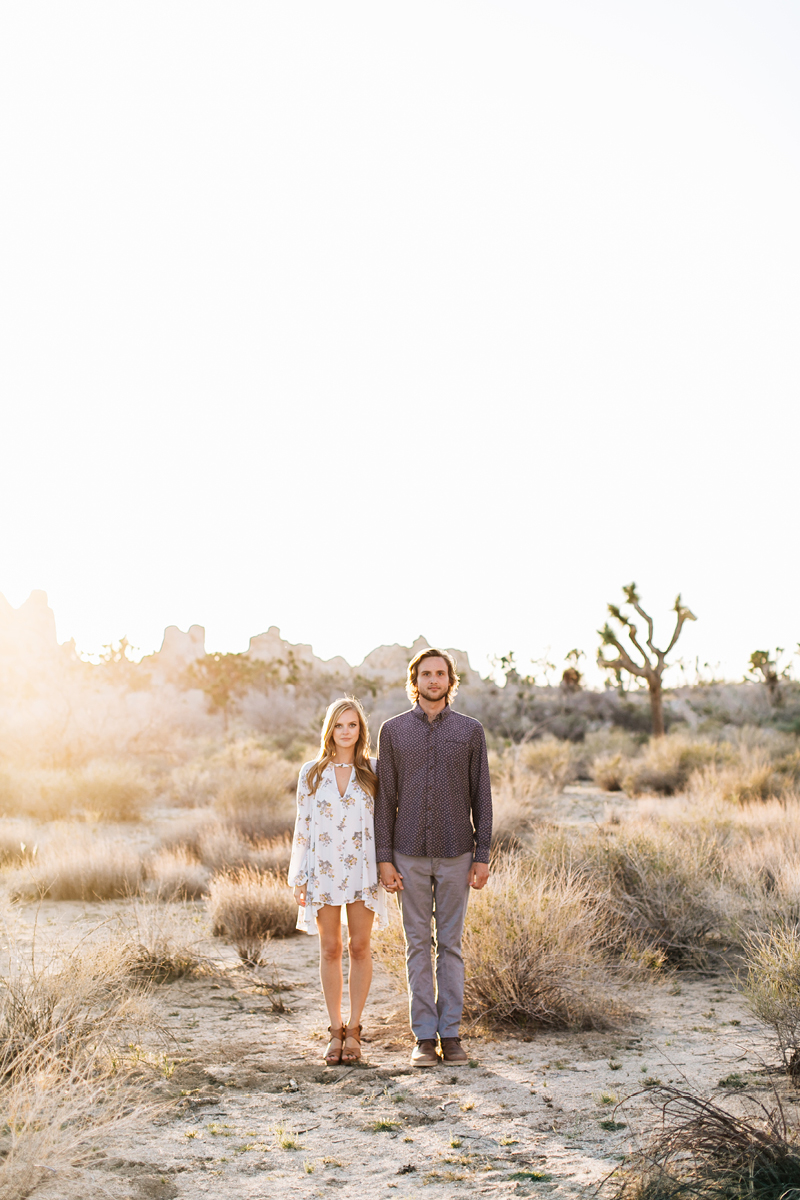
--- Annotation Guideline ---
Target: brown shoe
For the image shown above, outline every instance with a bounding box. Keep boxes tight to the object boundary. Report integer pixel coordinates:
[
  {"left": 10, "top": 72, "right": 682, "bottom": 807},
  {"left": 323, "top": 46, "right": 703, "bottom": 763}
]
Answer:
[
  {"left": 324, "top": 1026, "right": 345, "bottom": 1066},
  {"left": 440, "top": 1037, "right": 468, "bottom": 1064},
  {"left": 411, "top": 1038, "right": 439, "bottom": 1068},
  {"left": 342, "top": 1024, "right": 362, "bottom": 1065}
]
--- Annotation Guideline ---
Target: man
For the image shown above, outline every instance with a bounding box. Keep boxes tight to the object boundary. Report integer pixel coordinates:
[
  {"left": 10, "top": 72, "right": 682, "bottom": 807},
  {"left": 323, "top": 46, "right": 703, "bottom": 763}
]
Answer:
[{"left": 375, "top": 647, "right": 492, "bottom": 1068}]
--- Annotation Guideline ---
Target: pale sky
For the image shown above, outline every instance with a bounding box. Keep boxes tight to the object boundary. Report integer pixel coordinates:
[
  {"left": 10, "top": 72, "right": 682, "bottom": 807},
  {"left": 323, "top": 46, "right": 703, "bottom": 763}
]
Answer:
[{"left": 1, "top": 1, "right": 798, "bottom": 684}]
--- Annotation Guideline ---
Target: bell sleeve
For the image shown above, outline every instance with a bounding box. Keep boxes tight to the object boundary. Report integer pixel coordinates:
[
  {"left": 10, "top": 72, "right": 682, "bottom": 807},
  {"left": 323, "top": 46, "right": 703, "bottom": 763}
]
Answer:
[{"left": 288, "top": 763, "right": 313, "bottom": 887}]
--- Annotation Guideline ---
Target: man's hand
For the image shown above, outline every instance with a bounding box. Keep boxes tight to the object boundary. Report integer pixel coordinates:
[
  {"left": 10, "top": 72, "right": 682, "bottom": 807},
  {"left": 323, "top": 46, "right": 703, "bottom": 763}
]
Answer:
[
  {"left": 379, "top": 862, "right": 404, "bottom": 892},
  {"left": 293, "top": 884, "right": 307, "bottom": 907},
  {"left": 469, "top": 862, "right": 490, "bottom": 890}
]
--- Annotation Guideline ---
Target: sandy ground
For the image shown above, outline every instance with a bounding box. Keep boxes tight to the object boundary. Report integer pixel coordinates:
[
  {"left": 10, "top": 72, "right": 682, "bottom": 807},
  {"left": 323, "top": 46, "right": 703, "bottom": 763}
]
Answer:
[{"left": 2, "top": 788, "right": 784, "bottom": 1198}]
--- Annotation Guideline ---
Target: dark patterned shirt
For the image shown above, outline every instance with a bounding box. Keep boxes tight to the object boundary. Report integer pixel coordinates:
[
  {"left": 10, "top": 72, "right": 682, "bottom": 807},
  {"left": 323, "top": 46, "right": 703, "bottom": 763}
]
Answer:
[{"left": 375, "top": 704, "right": 493, "bottom": 863}]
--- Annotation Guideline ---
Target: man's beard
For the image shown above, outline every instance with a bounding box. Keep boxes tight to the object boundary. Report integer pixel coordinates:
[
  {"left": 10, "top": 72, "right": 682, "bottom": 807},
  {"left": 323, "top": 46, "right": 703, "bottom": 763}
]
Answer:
[{"left": 417, "top": 686, "right": 447, "bottom": 702}]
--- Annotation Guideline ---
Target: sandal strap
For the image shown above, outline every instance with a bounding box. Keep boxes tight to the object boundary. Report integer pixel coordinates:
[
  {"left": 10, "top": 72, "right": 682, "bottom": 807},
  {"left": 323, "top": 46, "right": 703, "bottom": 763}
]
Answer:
[{"left": 343, "top": 1024, "right": 362, "bottom": 1044}]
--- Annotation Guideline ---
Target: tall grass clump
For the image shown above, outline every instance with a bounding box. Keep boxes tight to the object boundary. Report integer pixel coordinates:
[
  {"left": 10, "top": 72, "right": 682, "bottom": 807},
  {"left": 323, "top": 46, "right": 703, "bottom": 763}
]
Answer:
[
  {"left": 0, "top": 761, "right": 150, "bottom": 821},
  {"left": 8, "top": 836, "right": 143, "bottom": 901},
  {"left": 621, "top": 733, "right": 721, "bottom": 796},
  {"left": 207, "top": 866, "right": 297, "bottom": 964},
  {"left": 608, "top": 1086, "right": 800, "bottom": 1200},
  {"left": 742, "top": 926, "right": 800, "bottom": 1073},
  {"left": 375, "top": 856, "right": 631, "bottom": 1031},
  {"left": 0, "top": 930, "right": 156, "bottom": 1198},
  {"left": 578, "top": 826, "right": 727, "bottom": 966},
  {"left": 461, "top": 857, "right": 630, "bottom": 1029},
  {"left": 145, "top": 846, "right": 209, "bottom": 899}
]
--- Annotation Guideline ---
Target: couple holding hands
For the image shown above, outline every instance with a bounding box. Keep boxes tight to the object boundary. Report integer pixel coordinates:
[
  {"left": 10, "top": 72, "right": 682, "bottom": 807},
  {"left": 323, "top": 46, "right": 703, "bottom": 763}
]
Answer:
[{"left": 288, "top": 647, "right": 493, "bottom": 1069}]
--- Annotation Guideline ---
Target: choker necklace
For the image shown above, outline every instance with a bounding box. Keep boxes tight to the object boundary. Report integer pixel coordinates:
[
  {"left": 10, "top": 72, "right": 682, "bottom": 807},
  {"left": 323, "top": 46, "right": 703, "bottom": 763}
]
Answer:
[{"left": 333, "top": 761, "right": 354, "bottom": 768}]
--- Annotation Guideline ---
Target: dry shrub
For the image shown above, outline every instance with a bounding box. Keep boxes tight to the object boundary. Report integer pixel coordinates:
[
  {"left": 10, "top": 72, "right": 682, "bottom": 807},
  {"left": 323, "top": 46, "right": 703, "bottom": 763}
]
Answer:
[
  {"left": 0, "top": 820, "right": 37, "bottom": 866},
  {"left": 517, "top": 738, "right": 573, "bottom": 792},
  {"left": 572, "top": 826, "right": 727, "bottom": 966},
  {"left": 622, "top": 734, "right": 721, "bottom": 796},
  {"left": 593, "top": 753, "right": 628, "bottom": 792},
  {"left": 742, "top": 926, "right": 800, "bottom": 1072},
  {"left": 461, "top": 857, "right": 629, "bottom": 1029},
  {"left": 115, "top": 900, "right": 214, "bottom": 982},
  {"left": 8, "top": 836, "right": 143, "bottom": 901},
  {"left": 0, "top": 761, "right": 149, "bottom": 821},
  {"left": 160, "top": 817, "right": 292, "bottom": 876},
  {"left": 375, "top": 857, "right": 630, "bottom": 1031},
  {"left": 145, "top": 846, "right": 209, "bottom": 899},
  {"left": 207, "top": 866, "right": 297, "bottom": 964},
  {"left": 690, "top": 758, "right": 785, "bottom": 805},
  {"left": 608, "top": 1086, "right": 800, "bottom": 1200},
  {"left": 167, "top": 740, "right": 296, "bottom": 835},
  {"left": 0, "top": 930, "right": 155, "bottom": 1198}
]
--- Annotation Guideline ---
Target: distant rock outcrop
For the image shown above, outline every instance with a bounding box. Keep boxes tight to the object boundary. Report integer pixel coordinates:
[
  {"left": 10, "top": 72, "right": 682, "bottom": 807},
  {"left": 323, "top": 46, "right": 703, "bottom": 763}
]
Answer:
[
  {"left": 143, "top": 624, "right": 206, "bottom": 682},
  {"left": 247, "top": 626, "right": 351, "bottom": 677}
]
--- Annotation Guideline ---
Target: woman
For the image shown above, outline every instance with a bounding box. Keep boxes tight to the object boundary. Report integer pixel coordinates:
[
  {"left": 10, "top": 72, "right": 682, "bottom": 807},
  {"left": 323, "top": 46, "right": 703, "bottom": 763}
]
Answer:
[{"left": 288, "top": 696, "right": 387, "bottom": 1066}]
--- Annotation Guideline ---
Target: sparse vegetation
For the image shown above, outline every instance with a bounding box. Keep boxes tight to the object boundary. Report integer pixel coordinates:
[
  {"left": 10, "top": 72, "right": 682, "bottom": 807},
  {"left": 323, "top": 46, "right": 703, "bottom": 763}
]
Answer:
[
  {"left": 207, "top": 866, "right": 297, "bottom": 963},
  {"left": 608, "top": 1086, "right": 800, "bottom": 1199}
]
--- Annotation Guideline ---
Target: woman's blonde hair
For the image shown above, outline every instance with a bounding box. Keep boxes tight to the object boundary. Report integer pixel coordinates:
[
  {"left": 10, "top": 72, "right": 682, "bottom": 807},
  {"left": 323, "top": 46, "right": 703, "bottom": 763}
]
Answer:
[
  {"left": 406, "top": 647, "right": 460, "bottom": 705},
  {"left": 306, "top": 696, "right": 376, "bottom": 797}
]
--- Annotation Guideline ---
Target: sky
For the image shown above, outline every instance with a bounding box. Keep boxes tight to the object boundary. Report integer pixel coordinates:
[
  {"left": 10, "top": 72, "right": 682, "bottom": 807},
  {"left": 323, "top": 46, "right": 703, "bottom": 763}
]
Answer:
[{"left": 1, "top": 1, "right": 798, "bottom": 684}]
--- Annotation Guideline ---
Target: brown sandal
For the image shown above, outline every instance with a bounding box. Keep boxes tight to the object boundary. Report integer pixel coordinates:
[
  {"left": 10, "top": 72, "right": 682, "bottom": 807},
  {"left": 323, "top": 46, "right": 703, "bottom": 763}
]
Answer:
[
  {"left": 324, "top": 1026, "right": 345, "bottom": 1066},
  {"left": 342, "top": 1023, "right": 362, "bottom": 1065}
]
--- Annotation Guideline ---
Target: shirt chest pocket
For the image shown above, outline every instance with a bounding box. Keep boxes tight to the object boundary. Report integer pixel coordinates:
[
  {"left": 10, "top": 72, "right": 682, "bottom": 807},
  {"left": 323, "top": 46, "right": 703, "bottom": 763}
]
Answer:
[{"left": 444, "top": 736, "right": 470, "bottom": 765}]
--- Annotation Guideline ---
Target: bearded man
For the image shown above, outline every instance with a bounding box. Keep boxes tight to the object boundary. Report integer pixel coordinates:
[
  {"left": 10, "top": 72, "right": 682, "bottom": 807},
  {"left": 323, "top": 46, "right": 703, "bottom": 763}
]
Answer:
[{"left": 375, "top": 647, "right": 493, "bottom": 1067}]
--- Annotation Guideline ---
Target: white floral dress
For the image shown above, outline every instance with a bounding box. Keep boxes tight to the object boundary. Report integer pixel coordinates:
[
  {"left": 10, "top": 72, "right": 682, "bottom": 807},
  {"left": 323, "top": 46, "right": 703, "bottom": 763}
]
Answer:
[{"left": 288, "top": 758, "right": 388, "bottom": 935}]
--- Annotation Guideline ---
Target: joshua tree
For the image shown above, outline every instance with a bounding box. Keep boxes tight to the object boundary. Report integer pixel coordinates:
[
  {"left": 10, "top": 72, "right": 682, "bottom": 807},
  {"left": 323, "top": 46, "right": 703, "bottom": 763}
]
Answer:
[
  {"left": 747, "top": 649, "right": 785, "bottom": 704},
  {"left": 560, "top": 648, "right": 584, "bottom": 693},
  {"left": 183, "top": 652, "right": 260, "bottom": 734},
  {"left": 598, "top": 584, "right": 697, "bottom": 737}
]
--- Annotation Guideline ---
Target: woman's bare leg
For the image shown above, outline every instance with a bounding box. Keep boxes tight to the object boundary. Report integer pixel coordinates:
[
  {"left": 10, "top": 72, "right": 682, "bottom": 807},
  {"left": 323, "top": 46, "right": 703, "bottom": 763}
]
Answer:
[
  {"left": 315, "top": 905, "right": 344, "bottom": 1028},
  {"left": 345, "top": 901, "right": 375, "bottom": 1028}
]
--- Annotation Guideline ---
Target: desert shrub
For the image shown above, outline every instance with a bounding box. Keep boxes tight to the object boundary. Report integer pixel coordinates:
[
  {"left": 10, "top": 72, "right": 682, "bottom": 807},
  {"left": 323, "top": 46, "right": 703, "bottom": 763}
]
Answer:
[
  {"left": 160, "top": 818, "right": 292, "bottom": 876},
  {"left": 115, "top": 901, "right": 213, "bottom": 982},
  {"left": 8, "top": 837, "right": 144, "bottom": 901},
  {"left": 608, "top": 1086, "right": 800, "bottom": 1200},
  {"left": 0, "top": 820, "right": 37, "bottom": 866},
  {"left": 207, "top": 866, "right": 297, "bottom": 964},
  {"left": 537, "top": 824, "right": 727, "bottom": 967},
  {"left": 212, "top": 748, "right": 296, "bottom": 839},
  {"left": 592, "top": 753, "right": 629, "bottom": 792},
  {"left": 517, "top": 738, "right": 573, "bottom": 792},
  {"left": 690, "top": 758, "right": 785, "bottom": 805},
  {"left": 0, "top": 931, "right": 155, "bottom": 1199},
  {"left": 0, "top": 936, "right": 151, "bottom": 1077},
  {"left": 622, "top": 734, "right": 721, "bottom": 796},
  {"left": 375, "top": 856, "right": 630, "bottom": 1031},
  {"left": 742, "top": 926, "right": 800, "bottom": 1072},
  {"left": 0, "top": 761, "right": 149, "bottom": 821},
  {"left": 145, "top": 846, "right": 208, "bottom": 899}
]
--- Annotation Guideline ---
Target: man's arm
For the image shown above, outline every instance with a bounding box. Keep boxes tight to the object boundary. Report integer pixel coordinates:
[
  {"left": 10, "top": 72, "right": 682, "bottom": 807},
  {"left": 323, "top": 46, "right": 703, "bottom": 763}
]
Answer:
[
  {"left": 374, "top": 721, "right": 404, "bottom": 890},
  {"left": 469, "top": 725, "right": 492, "bottom": 888}
]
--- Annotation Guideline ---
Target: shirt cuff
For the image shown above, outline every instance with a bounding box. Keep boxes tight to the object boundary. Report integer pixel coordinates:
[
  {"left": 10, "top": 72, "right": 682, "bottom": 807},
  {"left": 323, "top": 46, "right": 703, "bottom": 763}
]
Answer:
[
  {"left": 375, "top": 849, "right": 394, "bottom": 864},
  {"left": 473, "top": 848, "right": 491, "bottom": 864}
]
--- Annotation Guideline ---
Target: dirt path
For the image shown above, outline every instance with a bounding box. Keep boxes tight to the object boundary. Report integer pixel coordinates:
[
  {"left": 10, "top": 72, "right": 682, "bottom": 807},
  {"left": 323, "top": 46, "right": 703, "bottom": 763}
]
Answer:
[{"left": 17, "top": 900, "right": 776, "bottom": 1200}]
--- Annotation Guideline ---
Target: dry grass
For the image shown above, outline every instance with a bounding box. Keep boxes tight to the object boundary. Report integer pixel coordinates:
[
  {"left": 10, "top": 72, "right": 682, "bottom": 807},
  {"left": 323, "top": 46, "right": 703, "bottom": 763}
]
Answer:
[
  {"left": 0, "top": 760, "right": 150, "bottom": 821},
  {"left": 375, "top": 855, "right": 633, "bottom": 1031},
  {"left": 114, "top": 899, "right": 214, "bottom": 982},
  {"left": 608, "top": 1086, "right": 800, "bottom": 1200},
  {"left": 0, "top": 924, "right": 158, "bottom": 1198},
  {"left": 207, "top": 866, "right": 297, "bottom": 964},
  {"left": 7, "top": 835, "right": 144, "bottom": 901},
  {"left": 145, "top": 845, "right": 209, "bottom": 899},
  {"left": 741, "top": 926, "right": 800, "bottom": 1072},
  {"left": 621, "top": 734, "right": 722, "bottom": 797},
  {"left": 0, "top": 820, "right": 37, "bottom": 866}
]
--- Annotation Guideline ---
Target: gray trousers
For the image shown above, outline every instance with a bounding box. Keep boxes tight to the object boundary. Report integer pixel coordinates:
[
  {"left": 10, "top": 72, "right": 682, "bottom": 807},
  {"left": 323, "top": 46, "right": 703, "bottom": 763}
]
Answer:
[{"left": 395, "top": 850, "right": 473, "bottom": 1040}]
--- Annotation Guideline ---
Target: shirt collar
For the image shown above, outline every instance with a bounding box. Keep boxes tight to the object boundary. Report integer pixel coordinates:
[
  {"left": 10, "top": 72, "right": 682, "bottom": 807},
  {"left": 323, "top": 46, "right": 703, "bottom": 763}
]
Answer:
[{"left": 412, "top": 702, "right": 451, "bottom": 724}]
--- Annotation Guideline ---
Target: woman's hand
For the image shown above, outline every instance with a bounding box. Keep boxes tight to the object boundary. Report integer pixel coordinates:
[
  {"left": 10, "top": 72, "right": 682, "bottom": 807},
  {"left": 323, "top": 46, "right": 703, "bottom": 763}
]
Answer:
[{"left": 293, "top": 884, "right": 307, "bottom": 907}]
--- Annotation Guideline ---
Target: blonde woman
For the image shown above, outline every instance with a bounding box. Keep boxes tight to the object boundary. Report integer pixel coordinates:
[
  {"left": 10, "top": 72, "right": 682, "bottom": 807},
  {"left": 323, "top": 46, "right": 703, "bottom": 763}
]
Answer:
[{"left": 288, "top": 697, "right": 387, "bottom": 1065}]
